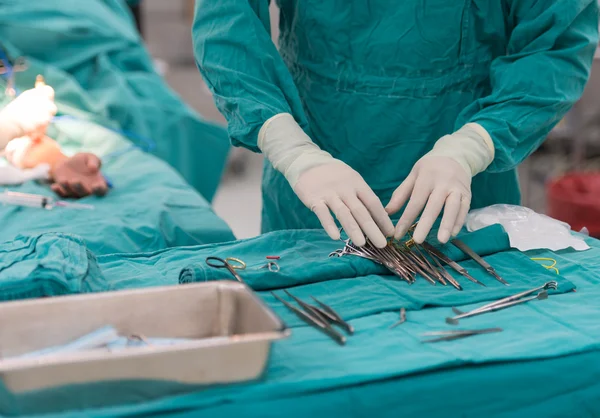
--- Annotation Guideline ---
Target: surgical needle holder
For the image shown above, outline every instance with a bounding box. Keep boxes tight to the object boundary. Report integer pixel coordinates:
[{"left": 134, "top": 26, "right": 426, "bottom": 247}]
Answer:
[
  {"left": 451, "top": 239, "right": 509, "bottom": 286},
  {"left": 271, "top": 291, "right": 347, "bottom": 345}
]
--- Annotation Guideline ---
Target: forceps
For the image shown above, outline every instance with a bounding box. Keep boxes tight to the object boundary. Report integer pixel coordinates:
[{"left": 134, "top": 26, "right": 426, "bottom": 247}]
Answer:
[
  {"left": 205, "top": 256, "right": 246, "bottom": 283},
  {"left": 451, "top": 239, "right": 509, "bottom": 286},
  {"left": 447, "top": 291, "right": 549, "bottom": 325},
  {"left": 282, "top": 290, "right": 354, "bottom": 335},
  {"left": 272, "top": 291, "right": 347, "bottom": 345},
  {"left": 421, "top": 327, "right": 503, "bottom": 343},
  {"left": 450, "top": 281, "right": 558, "bottom": 319}
]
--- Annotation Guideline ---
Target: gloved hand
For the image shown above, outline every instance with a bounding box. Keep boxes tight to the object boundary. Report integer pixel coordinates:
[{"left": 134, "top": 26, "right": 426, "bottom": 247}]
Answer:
[
  {"left": 0, "top": 86, "right": 57, "bottom": 149},
  {"left": 386, "top": 123, "right": 495, "bottom": 244},
  {"left": 50, "top": 153, "right": 108, "bottom": 198},
  {"left": 0, "top": 164, "right": 50, "bottom": 186},
  {"left": 293, "top": 161, "right": 394, "bottom": 247},
  {"left": 259, "top": 113, "right": 394, "bottom": 247}
]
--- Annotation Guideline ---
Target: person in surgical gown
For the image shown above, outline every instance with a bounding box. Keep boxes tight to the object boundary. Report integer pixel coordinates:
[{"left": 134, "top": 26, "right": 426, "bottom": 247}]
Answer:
[{"left": 193, "top": 1, "right": 599, "bottom": 248}]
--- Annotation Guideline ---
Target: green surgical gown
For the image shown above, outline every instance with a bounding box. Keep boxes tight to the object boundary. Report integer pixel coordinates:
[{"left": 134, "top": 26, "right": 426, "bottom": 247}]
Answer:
[{"left": 193, "top": 0, "right": 599, "bottom": 232}]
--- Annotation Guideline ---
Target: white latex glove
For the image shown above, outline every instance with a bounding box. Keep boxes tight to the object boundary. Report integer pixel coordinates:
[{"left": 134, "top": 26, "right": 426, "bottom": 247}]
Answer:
[
  {"left": 259, "top": 113, "right": 394, "bottom": 247},
  {"left": 386, "top": 123, "right": 495, "bottom": 244},
  {"left": 0, "top": 86, "right": 57, "bottom": 150},
  {"left": 0, "top": 164, "right": 50, "bottom": 185}
]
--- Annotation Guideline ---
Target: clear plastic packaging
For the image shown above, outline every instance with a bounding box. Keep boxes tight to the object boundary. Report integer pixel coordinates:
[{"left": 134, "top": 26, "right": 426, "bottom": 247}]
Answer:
[{"left": 466, "top": 204, "right": 589, "bottom": 252}]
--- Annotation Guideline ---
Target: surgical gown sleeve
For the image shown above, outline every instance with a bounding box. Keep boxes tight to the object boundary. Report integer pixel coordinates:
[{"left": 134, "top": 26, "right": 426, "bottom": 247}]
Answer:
[
  {"left": 192, "top": 1, "right": 308, "bottom": 151},
  {"left": 458, "top": 0, "right": 599, "bottom": 172}
]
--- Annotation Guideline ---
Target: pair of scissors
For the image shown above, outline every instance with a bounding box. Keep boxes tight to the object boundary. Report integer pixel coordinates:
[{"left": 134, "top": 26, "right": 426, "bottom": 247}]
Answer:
[{"left": 205, "top": 256, "right": 246, "bottom": 283}]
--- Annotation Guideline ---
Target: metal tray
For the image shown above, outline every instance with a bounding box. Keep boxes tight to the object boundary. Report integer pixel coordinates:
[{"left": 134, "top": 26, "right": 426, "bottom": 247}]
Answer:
[{"left": 0, "top": 281, "right": 289, "bottom": 392}]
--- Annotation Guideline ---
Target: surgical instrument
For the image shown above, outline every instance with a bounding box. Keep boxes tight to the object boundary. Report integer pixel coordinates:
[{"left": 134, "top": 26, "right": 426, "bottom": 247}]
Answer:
[
  {"left": 421, "top": 242, "right": 485, "bottom": 287},
  {"left": 281, "top": 290, "right": 353, "bottom": 335},
  {"left": 332, "top": 237, "right": 467, "bottom": 288},
  {"left": 271, "top": 292, "right": 346, "bottom": 345},
  {"left": 283, "top": 290, "right": 331, "bottom": 325},
  {"left": 423, "top": 245, "right": 463, "bottom": 291},
  {"left": 421, "top": 327, "right": 503, "bottom": 343},
  {"left": 310, "top": 295, "right": 354, "bottom": 334},
  {"left": 452, "top": 281, "right": 558, "bottom": 316},
  {"left": 390, "top": 307, "right": 406, "bottom": 329},
  {"left": 282, "top": 289, "right": 351, "bottom": 333},
  {"left": 259, "top": 261, "right": 280, "bottom": 273},
  {"left": 446, "top": 291, "right": 549, "bottom": 325},
  {"left": 406, "top": 239, "right": 446, "bottom": 284},
  {"left": 205, "top": 256, "right": 246, "bottom": 283},
  {"left": 452, "top": 239, "right": 509, "bottom": 286},
  {"left": 408, "top": 239, "right": 465, "bottom": 290}
]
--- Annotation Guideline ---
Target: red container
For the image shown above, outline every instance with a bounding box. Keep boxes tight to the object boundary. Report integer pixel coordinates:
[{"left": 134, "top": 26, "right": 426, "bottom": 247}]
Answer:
[{"left": 547, "top": 172, "right": 600, "bottom": 238}]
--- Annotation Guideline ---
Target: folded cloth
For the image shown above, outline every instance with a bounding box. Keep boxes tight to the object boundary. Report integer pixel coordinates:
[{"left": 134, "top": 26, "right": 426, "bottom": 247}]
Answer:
[
  {"left": 0, "top": 233, "right": 106, "bottom": 301},
  {"left": 179, "top": 224, "right": 511, "bottom": 290}
]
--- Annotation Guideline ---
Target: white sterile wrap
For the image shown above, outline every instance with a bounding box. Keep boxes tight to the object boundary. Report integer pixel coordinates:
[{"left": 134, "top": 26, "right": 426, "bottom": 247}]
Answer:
[
  {"left": 258, "top": 113, "right": 334, "bottom": 187},
  {"left": 0, "top": 164, "right": 50, "bottom": 185},
  {"left": 4, "top": 136, "right": 35, "bottom": 168},
  {"left": 426, "top": 123, "right": 495, "bottom": 177},
  {"left": 467, "top": 204, "right": 590, "bottom": 252}
]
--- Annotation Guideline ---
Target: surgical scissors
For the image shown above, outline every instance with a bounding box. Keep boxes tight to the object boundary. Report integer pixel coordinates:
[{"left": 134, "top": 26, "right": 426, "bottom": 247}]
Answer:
[{"left": 205, "top": 256, "right": 246, "bottom": 283}]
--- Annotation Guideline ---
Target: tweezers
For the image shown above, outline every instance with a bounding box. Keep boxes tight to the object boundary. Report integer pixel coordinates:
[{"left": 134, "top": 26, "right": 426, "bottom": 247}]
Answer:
[
  {"left": 310, "top": 295, "right": 354, "bottom": 334},
  {"left": 271, "top": 292, "right": 346, "bottom": 345},
  {"left": 421, "top": 327, "right": 503, "bottom": 343},
  {"left": 421, "top": 242, "right": 485, "bottom": 287},
  {"left": 452, "top": 281, "right": 558, "bottom": 316},
  {"left": 446, "top": 292, "right": 548, "bottom": 325},
  {"left": 451, "top": 239, "right": 509, "bottom": 286},
  {"left": 282, "top": 290, "right": 354, "bottom": 335}
]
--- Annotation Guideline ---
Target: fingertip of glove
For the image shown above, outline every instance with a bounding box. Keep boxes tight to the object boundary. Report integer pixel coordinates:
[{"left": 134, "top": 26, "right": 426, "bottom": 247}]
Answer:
[
  {"left": 372, "top": 236, "right": 388, "bottom": 248},
  {"left": 394, "top": 224, "right": 408, "bottom": 240},
  {"left": 437, "top": 230, "right": 450, "bottom": 244},
  {"left": 326, "top": 229, "right": 341, "bottom": 241},
  {"left": 352, "top": 235, "right": 366, "bottom": 247}
]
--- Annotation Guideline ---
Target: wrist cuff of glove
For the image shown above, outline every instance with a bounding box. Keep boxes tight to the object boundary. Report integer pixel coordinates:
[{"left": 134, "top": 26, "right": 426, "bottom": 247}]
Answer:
[
  {"left": 426, "top": 123, "right": 495, "bottom": 177},
  {"left": 258, "top": 113, "right": 334, "bottom": 187}
]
